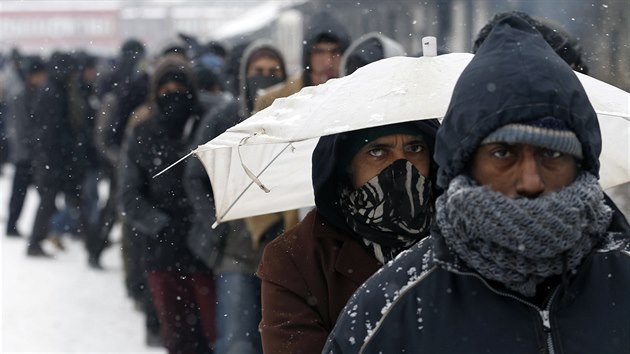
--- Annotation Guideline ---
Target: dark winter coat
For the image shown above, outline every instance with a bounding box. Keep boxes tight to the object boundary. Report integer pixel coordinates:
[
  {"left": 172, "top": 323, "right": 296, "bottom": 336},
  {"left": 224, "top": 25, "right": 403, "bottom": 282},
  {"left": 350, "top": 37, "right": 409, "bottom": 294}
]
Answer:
[
  {"left": 6, "top": 85, "right": 38, "bottom": 163},
  {"left": 325, "top": 210, "right": 630, "bottom": 354},
  {"left": 324, "top": 15, "right": 630, "bottom": 354},
  {"left": 119, "top": 54, "right": 207, "bottom": 273},
  {"left": 31, "top": 54, "right": 83, "bottom": 189}
]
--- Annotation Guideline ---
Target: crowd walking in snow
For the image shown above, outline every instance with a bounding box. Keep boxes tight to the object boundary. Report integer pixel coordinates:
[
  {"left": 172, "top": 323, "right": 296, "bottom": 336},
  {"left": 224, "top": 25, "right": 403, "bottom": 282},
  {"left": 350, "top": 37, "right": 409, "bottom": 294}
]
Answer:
[{"left": 1, "top": 5, "right": 629, "bottom": 354}]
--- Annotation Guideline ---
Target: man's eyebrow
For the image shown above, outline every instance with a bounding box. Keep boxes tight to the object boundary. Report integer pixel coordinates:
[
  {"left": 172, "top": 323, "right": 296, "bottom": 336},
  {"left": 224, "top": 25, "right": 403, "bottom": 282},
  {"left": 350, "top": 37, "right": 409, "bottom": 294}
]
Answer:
[{"left": 363, "top": 142, "right": 392, "bottom": 150}]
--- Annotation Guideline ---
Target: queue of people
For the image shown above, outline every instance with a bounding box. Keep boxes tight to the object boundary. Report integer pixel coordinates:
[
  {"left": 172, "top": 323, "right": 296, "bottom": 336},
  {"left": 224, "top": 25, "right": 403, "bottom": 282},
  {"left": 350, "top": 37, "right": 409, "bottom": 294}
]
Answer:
[{"left": 0, "top": 9, "right": 627, "bottom": 354}]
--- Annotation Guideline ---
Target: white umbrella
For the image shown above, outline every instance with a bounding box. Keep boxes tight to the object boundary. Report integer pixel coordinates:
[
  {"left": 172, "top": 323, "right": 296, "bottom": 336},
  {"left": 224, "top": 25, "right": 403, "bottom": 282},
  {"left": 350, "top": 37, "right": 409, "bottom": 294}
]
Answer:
[{"left": 193, "top": 52, "right": 630, "bottom": 224}]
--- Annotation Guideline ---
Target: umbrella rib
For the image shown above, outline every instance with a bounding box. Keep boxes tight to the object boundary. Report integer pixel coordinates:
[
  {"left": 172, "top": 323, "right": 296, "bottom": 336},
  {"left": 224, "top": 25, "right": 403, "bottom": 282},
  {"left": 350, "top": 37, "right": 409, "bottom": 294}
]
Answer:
[
  {"left": 217, "top": 142, "right": 294, "bottom": 223},
  {"left": 152, "top": 150, "right": 194, "bottom": 179}
]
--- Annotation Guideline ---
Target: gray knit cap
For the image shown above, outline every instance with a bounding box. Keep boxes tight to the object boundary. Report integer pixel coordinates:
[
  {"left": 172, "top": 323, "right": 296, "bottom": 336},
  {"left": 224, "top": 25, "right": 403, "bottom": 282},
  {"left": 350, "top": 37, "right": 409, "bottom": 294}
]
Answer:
[{"left": 481, "top": 116, "right": 583, "bottom": 159}]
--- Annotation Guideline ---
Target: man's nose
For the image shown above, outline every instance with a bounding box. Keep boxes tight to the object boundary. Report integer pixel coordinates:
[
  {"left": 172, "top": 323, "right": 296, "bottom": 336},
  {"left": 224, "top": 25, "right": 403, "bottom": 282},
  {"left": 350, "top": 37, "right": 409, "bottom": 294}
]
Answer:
[
  {"left": 390, "top": 147, "right": 407, "bottom": 161},
  {"left": 515, "top": 154, "right": 545, "bottom": 198}
]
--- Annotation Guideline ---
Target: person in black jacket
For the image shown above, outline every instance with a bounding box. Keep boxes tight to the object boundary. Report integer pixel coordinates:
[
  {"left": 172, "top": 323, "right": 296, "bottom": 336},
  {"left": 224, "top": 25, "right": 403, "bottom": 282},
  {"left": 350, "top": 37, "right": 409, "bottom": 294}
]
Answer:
[
  {"left": 324, "top": 14, "right": 630, "bottom": 354},
  {"left": 5, "top": 55, "right": 46, "bottom": 237},
  {"left": 27, "top": 52, "right": 93, "bottom": 257},
  {"left": 119, "top": 53, "right": 215, "bottom": 354}
]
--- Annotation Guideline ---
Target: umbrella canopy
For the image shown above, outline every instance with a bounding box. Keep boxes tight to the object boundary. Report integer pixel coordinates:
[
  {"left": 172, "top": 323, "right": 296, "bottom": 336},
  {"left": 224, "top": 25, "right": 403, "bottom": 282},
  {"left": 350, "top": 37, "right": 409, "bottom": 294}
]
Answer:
[{"left": 194, "top": 53, "right": 630, "bottom": 223}]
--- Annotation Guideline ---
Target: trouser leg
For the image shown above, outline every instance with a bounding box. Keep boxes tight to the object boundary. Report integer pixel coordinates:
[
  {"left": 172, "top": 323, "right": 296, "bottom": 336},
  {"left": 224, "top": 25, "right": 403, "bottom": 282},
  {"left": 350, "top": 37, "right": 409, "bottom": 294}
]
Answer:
[
  {"left": 7, "top": 161, "right": 32, "bottom": 231},
  {"left": 29, "top": 184, "right": 58, "bottom": 247},
  {"left": 148, "top": 271, "right": 213, "bottom": 354},
  {"left": 215, "top": 272, "right": 262, "bottom": 354}
]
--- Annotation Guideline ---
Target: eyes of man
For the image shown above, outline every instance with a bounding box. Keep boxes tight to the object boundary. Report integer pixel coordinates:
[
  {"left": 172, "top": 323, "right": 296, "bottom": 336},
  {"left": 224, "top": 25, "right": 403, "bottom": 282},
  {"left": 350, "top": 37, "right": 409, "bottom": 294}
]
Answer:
[
  {"left": 487, "top": 143, "right": 566, "bottom": 160},
  {"left": 367, "top": 142, "right": 427, "bottom": 158},
  {"left": 252, "top": 66, "right": 281, "bottom": 77}
]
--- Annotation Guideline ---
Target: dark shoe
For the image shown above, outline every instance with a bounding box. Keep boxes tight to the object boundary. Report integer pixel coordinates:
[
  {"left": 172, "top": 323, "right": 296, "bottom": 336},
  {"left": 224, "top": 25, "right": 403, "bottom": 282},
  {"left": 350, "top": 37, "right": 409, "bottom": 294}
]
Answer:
[
  {"left": 6, "top": 225, "right": 21, "bottom": 237},
  {"left": 26, "top": 244, "right": 52, "bottom": 258},
  {"left": 145, "top": 330, "right": 162, "bottom": 347},
  {"left": 88, "top": 255, "right": 103, "bottom": 270}
]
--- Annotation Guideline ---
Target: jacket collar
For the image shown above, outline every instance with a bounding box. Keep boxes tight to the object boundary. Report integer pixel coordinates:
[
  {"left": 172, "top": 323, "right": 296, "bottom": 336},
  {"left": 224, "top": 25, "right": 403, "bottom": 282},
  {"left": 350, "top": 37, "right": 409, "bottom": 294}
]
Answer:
[{"left": 314, "top": 212, "right": 382, "bottom": 285}]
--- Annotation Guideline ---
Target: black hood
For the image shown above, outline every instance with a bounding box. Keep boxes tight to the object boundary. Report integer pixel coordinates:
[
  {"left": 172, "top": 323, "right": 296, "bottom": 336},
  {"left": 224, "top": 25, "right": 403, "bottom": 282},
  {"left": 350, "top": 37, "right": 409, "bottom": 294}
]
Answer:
[
  {"left": 150, "top": 53, "right": 198, "bottom": 106},
  {"left": 313, "top": 119, "right": 440, "bottom": 232},
  {"left": 435, "top": 14, "right": 601, "bottom": 189},
  {"left": 302, "top": 11, "right": 351, "bottom": 87}
]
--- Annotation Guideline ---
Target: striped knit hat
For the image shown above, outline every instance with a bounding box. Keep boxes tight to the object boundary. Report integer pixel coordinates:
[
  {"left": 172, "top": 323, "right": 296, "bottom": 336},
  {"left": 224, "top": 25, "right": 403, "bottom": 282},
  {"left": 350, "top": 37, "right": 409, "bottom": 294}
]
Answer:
[{"left": 481, "top": 116, "right": 583, "bottom": 159}]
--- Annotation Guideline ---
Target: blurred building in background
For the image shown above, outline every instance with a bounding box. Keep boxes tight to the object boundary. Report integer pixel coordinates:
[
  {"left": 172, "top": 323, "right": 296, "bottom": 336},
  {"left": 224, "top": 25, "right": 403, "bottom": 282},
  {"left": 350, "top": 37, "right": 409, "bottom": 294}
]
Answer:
[{"left": 0, "top": 0, "right": 628, "bottom": 90}]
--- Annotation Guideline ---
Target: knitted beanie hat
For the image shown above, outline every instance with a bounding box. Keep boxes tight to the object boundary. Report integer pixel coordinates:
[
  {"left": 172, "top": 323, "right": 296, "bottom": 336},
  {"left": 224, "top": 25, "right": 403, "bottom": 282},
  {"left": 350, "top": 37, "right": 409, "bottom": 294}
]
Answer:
[{"left": 481, "top": 116, "right": 583, "bottom": 159}]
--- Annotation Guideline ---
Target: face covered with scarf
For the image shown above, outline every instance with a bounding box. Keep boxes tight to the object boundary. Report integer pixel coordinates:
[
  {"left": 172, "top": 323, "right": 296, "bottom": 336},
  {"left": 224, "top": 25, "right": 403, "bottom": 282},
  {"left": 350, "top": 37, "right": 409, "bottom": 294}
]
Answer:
[
  {"left": 156, "top": 71, "right": 196, "bottom": 131},
  {"left": 337, "top": 123, "right": 436, "bottom": 263},
  {"left": 436, "top": 117, "right": 613, "bottom": 296}
]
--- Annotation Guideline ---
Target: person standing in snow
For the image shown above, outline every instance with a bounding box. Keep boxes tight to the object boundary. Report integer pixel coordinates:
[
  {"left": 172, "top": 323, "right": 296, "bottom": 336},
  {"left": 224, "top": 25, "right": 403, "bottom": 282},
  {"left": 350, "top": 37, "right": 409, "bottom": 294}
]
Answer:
[
  {"left": 27, "top": 52, "right": 93, "bottom": 257},
  {"left": 119, "top": 53, "right": 215, "bottom": 354},
  {"left": 184, "top": 39, "right": 286, "bottom": 354},
  {"left": 244, "top": 11, "right": 352, "bottom": 251},
  {"left": 324, "top": 15, "right": 630, "bottom": 354},
  {"left": 256, "top": 117, "right": 440, "bottom": 353},
  {"left": 91, "top": 38, "right": 148, "bottom": 269},
  {"left": 5, "top": 55, "right": 46, "bottom": 237}
]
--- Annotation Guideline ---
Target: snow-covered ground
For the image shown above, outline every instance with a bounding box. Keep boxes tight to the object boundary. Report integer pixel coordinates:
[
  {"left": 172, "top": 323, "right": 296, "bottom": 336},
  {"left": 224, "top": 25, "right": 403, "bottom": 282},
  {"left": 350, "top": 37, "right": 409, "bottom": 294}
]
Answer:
[{"left": 0, "top": 164, "right": 166, "bottom": 354}]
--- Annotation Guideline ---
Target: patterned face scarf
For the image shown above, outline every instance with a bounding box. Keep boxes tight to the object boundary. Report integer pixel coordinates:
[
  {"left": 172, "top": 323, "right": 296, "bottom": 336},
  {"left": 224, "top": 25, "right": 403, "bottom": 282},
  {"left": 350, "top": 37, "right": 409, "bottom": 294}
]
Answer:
[
  {"left": 339, "top": 159, "right": 433, "bottom": 263},
  {"left": 435, "top": 172, "right": 612, "bottom": 297}
]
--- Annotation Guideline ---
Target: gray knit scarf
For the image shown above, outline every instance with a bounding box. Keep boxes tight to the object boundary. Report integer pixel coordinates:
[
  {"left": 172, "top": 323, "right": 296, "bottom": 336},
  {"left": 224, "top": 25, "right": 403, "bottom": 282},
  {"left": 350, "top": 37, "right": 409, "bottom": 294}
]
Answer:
[{"left": 436, "top": 172, "right": 612, "bottom": 297}]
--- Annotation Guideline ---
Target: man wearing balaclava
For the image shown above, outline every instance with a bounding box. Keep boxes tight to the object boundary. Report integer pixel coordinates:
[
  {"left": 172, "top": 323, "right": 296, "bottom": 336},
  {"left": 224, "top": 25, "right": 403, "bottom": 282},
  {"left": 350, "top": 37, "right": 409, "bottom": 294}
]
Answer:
[
  {"left": 324, "top": 14, "right": 630, "bottom": 354},
  {"left": 119, "top": 54, "right": 216, "bottom": 354}
]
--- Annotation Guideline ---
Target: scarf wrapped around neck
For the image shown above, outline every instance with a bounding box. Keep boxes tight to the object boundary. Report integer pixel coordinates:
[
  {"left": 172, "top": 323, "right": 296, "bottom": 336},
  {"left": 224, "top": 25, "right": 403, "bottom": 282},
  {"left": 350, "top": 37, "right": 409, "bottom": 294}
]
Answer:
[{"left": 435, "top": 172, "right": 612, "bottom": 297}]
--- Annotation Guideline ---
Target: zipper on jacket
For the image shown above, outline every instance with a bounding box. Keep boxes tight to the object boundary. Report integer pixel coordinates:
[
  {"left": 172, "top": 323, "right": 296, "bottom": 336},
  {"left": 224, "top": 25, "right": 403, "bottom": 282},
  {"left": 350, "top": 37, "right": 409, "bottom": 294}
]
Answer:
[
  {"left": 540, "top": 287, "right": 560, "bottom": 354},
  {"left": 450, "top": 269, "right": 559, "bottom": 354}
]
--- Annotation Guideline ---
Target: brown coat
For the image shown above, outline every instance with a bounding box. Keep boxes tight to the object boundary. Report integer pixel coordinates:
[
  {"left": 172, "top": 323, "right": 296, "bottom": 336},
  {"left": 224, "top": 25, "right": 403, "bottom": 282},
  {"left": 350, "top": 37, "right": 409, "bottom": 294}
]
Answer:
[{"left": 256, "top": 209, "right": 382, "bottom": 354}]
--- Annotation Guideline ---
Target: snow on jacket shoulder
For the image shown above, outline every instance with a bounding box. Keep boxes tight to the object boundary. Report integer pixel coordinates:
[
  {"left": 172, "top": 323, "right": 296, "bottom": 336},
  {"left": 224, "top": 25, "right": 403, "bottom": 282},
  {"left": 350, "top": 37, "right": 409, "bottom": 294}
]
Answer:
[{"left": 324, "top": 216, "right": 630, "bottom": 354}]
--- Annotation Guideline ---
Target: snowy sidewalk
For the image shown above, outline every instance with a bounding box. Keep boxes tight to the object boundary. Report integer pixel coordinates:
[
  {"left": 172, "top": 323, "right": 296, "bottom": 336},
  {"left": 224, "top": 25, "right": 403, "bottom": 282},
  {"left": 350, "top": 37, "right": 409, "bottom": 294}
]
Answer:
[{"left": 1, "top": 165, "right": 166, "bottom": 353}]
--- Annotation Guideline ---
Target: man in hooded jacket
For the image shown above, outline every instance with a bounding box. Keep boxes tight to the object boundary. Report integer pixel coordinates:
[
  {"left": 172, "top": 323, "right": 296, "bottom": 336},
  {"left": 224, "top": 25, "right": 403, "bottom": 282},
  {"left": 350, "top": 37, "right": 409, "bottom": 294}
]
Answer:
[
  {"left": 119, "top": 53, "right": 215, "bottom": 354},
  {"left": 256, "top": 118, "right": 439, "bottom": 353},
  {"left": 324, "top": 15, "right": 630, "bottom": 354}
]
